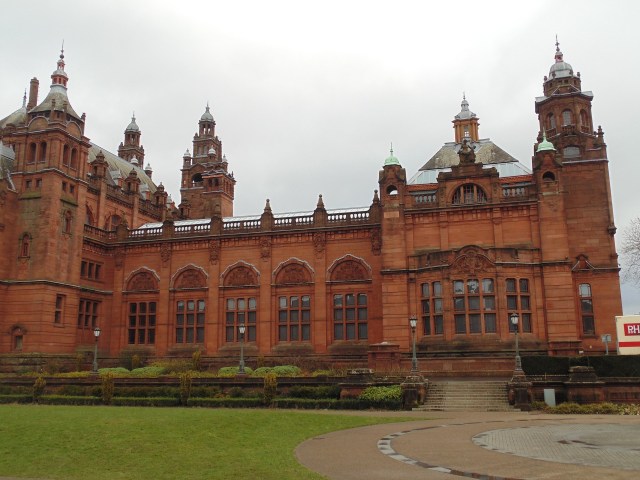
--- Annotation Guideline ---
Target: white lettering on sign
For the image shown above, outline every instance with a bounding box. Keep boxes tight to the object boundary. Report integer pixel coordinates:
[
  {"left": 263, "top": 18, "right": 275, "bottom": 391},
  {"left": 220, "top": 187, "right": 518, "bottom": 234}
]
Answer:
[{"left": 624, "top": 323, "right": 640, "bottom": 336}]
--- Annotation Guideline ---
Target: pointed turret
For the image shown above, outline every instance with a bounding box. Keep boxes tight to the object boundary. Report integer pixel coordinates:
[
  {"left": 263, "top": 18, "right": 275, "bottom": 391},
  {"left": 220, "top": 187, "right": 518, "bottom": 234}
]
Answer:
[{"left": 118, "top": 113, "right": 145, "bottom": 163}]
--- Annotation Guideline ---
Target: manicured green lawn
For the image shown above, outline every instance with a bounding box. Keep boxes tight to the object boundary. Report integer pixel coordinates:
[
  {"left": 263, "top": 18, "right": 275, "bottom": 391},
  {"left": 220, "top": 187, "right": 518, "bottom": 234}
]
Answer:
[{"left": 0, "top": 405, "right": 409, "bottom": 480}]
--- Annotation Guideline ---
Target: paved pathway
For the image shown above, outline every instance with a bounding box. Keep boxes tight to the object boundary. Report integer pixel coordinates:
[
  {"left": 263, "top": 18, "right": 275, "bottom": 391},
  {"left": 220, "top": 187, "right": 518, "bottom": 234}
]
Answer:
[{"left": 296, "top": 411, "right": 640, "bottom": 479}]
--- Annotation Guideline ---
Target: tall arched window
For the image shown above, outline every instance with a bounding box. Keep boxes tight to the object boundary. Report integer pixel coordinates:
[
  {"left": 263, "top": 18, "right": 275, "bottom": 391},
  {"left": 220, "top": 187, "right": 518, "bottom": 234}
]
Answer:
[
  {"left": 562, "top": 109, "right": 574, "bottom": 126},
  {"left": 39, "top": 141, "right": 47, "bottom": 162},
  {"left": 62, "top": 145, "right": 70, "bottom": 166},
  {"left": 580, "top": 109, "right": 590, "bottom": 131},
  {"left": 546, "top": 113, "right": 556, "bottom": 131},
  {"left": 70, "top": 148, "right": 78, "bottom": 170},
  {"left": 28, "top": 143, "right": 37, "bottom": 164}
]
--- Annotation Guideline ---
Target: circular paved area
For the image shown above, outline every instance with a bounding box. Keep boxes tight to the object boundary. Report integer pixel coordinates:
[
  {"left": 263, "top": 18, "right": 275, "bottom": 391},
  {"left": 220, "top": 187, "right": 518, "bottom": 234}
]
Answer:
[
  {"left": 473, "top": 423, "right": 640, "bottom": 470},
  {"left": 296, "top": 411, "right": 640, "bottom": 480}
]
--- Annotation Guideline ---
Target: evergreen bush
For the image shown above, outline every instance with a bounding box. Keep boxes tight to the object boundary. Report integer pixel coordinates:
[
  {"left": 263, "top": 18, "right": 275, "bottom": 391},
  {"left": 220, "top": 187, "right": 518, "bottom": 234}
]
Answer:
[
  {"left": 179, "top": 371, "right": 193, "bottom": 405},
  {"left": 101, "top": 372, "right": 115, "bottom": 405},
  {"left": 263, "top": 372, "right": 278, "bottom": 405},
  {"left": 32, "top": 376, "right": 46, "bottom": 403}
]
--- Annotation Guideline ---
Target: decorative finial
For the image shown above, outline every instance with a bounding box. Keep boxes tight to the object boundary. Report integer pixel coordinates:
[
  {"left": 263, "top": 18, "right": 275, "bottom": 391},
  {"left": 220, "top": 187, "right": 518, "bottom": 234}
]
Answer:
[
  {"left": 132, "top": 111, "right": 136, "bottom": 121},
  {"left": 463, "top": 91, "right": 466, "bottom": 101},
  {"left": 316, "top": 194, "right": 325, "bottom": 209},
  {"left": 22, "top": 89, "right": 27, "bottom": 108},
  {"left": 389, "top": 142, "right": 393, "bottom": 156},
  {"left": 60, "top": 39, "right": 65, "bottom": 59},
  {"left": 555, "top": 34, "right": 559, "bottom": 52}
]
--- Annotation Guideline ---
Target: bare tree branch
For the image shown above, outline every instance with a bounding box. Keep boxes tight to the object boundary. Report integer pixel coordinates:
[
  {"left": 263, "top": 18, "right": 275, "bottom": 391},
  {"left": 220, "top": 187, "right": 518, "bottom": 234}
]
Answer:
[{"left": 621, "top": 217, "right": 640, "bottom": 285}]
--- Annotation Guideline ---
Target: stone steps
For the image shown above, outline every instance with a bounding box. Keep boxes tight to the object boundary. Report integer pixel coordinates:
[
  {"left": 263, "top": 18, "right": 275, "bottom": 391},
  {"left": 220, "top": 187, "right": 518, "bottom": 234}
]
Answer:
[{"left": 415, "top": 380, "right": 516, "bottom": 412}]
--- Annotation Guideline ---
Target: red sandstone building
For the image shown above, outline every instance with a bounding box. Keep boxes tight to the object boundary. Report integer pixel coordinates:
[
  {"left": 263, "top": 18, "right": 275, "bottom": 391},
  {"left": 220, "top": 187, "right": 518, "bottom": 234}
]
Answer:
[{"left": 0, "top": 43, "right": 623, "bottom": 367}]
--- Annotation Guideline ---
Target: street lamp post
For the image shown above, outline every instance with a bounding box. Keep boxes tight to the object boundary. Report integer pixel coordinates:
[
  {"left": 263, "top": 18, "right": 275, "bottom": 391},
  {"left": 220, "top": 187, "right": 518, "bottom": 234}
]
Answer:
[
  {"left": 510, "top": 313, "right": 523, "bottom": 377},
  {"left": 238, "top": 323, "right": 246, "bottom": 375},
  {"left": 409, "top": 316, "right": 418, "bottom": 373},
  {"left": 92, "top": 326, "right": 101, "bottom": 374}
]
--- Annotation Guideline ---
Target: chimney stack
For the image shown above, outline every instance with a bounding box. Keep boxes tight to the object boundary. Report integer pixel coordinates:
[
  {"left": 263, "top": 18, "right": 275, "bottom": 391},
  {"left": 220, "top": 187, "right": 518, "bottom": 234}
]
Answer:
[{"left": 27, "top": 77, "right": 39, "bottom": 110}]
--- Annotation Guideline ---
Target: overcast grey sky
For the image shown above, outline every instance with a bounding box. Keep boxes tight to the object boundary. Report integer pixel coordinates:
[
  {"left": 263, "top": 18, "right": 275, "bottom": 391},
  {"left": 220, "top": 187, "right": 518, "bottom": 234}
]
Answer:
[{"left": 2, "top": 0, "right": 638, "bottom": 314}]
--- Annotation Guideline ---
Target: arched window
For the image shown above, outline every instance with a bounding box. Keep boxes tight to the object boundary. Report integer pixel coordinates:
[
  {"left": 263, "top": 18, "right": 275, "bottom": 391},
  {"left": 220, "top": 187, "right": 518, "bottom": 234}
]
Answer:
[
  {"left": 580, "top": 110, "right": 590, "bottom": 131},
  {"left": 191, "top": 173, "right": 203, "bottom": 187},
  {"left": 12, "top": 327, "right": 24, "bottom": 351},
  {"left": 20, "top": 233, "right": 31, "bottom": 257},
  {"left": 542, "top": 171, "right": 556, "bottom": 182},
  {"left": 563, "top": 146, "right": 580, "bottom": 159},
  {"left": 85, "top": 207, "right": 95, "bottom": 226},
  {"left": 39, "top": 141, "right": 47, "bottom": 162},
  {"left": 222, "top": 264, "right": 260, "bottom": 343},
  {"left": 386, "top": 185, "right": 398, "bottom": 196},
  {"left": 452, "top": 184, "right": 487, "bottom": 205},
  {"left": 546, "top": 113, "right": 556, "bottom": 130},
  {"left": 578, "top": 283, "right": 595, "bottom": 335},
  {"left": 63, "top": 211, "right": 73, "bottom": 234},
  {"left": 28, "top": 143, "right": 37, "bottom": 164},
  {"left": 562, "top": 109, "right": 574, "bottom": 126},
  {"left": 70, "top": 148, "right": 78, "bottom": 170},
  {"left": 62, "top": 145, "right": 70, "bottom": 166},
  {"left": 105, "top": 215, "right": 122, "bottom": 230}
]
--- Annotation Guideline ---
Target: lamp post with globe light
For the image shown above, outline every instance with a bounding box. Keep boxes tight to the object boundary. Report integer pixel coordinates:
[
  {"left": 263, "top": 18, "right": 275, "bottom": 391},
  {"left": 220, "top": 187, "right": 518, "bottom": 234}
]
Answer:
[
  {"left": 92, "top": 326, "right": 101, "bottom": 374},
  {"left": 238, "top": 323, "right": 246, "bottom": 375}
]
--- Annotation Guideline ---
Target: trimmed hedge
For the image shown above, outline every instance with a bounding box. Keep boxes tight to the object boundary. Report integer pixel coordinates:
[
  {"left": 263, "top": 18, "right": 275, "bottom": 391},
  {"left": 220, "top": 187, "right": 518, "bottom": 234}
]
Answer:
[
  {"left": 522, "top": 355, "right": 640, "bottom": 377},
  {"left": 111, "top": 397, "right": 180, "bottom": 407},
  {"left": 272, "top": 398, "right": 403, "bottom": 410},
  {"left": 286, "top": 385, "right": 341, "bottom": 399},
  {"left": 535, "top": 401, "right": 640, "bottom": 415},
  {"left": 38, "top": 395, "right": 102, "bottom": 406},
  {"left": 187, "top": 397, "right": 265, "bottom": 408},
  {"left": 0, "top": 394, "right": 32, "bottom": 404}
]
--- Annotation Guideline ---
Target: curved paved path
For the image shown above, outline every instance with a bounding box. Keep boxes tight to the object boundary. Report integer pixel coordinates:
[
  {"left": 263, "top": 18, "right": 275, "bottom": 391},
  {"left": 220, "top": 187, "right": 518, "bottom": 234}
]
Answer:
[{"left": 296, "top": 411, "right": 640, "bottom": 480}]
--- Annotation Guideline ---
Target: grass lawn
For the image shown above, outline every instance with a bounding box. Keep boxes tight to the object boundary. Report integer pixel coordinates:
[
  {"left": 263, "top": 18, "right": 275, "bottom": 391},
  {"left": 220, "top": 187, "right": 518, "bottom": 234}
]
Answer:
[{"left": 0, "top": 405, "right": 412, "bottom": 480}]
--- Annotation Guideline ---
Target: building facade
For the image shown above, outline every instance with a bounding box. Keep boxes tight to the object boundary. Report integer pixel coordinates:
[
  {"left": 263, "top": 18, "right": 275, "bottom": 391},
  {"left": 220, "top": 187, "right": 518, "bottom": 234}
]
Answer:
[{"left": 0, "top": 44, "right": 623, "bottom": 366}]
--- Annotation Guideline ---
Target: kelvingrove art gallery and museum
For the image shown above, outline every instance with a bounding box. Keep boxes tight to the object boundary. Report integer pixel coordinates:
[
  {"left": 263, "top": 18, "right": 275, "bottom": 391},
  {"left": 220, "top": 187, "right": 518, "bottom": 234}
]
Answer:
[{"left": 0, "top": 43, "right": 624, "bottom": 373}]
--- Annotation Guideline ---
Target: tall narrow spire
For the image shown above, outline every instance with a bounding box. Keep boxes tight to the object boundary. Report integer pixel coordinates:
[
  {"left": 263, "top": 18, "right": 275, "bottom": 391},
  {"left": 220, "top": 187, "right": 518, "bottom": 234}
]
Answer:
[{"left": 51, "top": 44, "right": 69, "bottom": 88}]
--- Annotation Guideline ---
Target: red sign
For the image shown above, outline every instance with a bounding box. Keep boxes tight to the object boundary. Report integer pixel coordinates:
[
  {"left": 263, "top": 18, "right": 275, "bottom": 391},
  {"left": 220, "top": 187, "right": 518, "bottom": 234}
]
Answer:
[{"left": 624, "top": 323, "right": 640, "bottom": 336}]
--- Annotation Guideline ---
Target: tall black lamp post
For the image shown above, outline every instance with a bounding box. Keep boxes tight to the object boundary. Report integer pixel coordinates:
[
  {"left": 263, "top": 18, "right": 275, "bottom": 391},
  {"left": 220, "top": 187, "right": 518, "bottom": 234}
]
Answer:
[
  {"left": 409, "top": 316, "right": 418, "bottom": 373},
  {"left": 92, "top": 326, "right": 101, "bottom": 374},
  {"left": 238, "top": 323, "right": 246, "bottom": 374},
  {"left": 510, "top": 313, "right": 524, "bottom": 377}
]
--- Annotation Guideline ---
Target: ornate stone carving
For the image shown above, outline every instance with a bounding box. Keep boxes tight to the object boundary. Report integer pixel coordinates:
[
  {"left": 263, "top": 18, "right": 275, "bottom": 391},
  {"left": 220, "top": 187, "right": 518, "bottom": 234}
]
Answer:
[
  {"left": 313, "top": 232, "right": 325, "bottom": 256},
  {"left": 277, "top": 264, "right": 311, "bottom": 284},
  {"left": 175, "top": 269, "right": 206, "bottom": 289},
  {"left": 450, "top": 248, "right": 493, "bottom": 275},
  {"left": 209, "top": 239, "right": 220, "bottom": 264},
  {"left": 458, "top": 139, "right": 476, "bottom": 164},
  {"left": 160, "top": 243, "right": 171, "bottom": 264},
  {"left": 114, "top": 247, "right": 125, "bottom": 270},
  {"left": 224, "top": 266, "right": 258, "bottom": 287},
  {"left": 260, "top": 237, "right": 271, "bottom": 259},
  {"left": 370, "top": 230, "right": 382, "bottom": 255},
  {"left": 332, "top": 260, "right": 368, "bottom": 282},
  {"left": 128, "top": 271, "right": 158, "bottom": 291}
]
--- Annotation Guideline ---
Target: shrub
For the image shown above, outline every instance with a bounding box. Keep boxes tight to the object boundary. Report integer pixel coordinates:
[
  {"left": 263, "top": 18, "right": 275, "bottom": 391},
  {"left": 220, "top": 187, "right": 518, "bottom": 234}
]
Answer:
[
  {"left": 101, "top": 372, "right": 115, "bottom": 405},
  {"left": 358, "top": 385, "right": 402, "bottom": 403},
  {"left": 226, "top": 387, "right": 244, "bottom": 398},
  {"left": 252, "top": 367, "right": 273, "bottom": 377},
  {"left": 272, "top": 365, "right": 302, "bottom": 377},
  {"left": 99, "top": 367, "right": 130, "bottom": 376},
  {"left": 32, "top": 376, "right": 46, "bottom": 403},
  {"left": 75, "top": 352, "right": 85, "bottom": 372},
  {"left": 150, "top": 359, "right": 192, "bottom": 374},
  {"left": 179, "top": 371, "right": 193, "bottom": 406},
  {"left": 39, "top": 395, "right": 101, "bottom": 406},
  {"left": 131, "top": 354, "right": 142, "bottom": 370},
  {"left": 54, "top": 371, "right": 93, "bottom": 378},
  {"left": 187, "top": 397, "right": 264, "bottom": 408},
  {"left": 43, "top": 358, "right": 63, "bottom": 375},
  {"left": 286, "top": 385, "right": 341, "bottom": 399},
  {"left": 129, "top": 366, "right": 166, "bottom": 377},
  {"left": 191, "top": 350, "right": 202, "bottom": 371},
  {"left": 0, "top": 394, "right": 32, "bottom": 404},
  {"left": 114, "top": 387, "right": 180, "bottom": 398},
  {"left": 111, "top": 397, "right": 179, "bottom": 407},
  {"left": 263, "top": 372, "right": 277, "bottom": 405},
  {"left": 217, "top": 366, "right": 254, "bottom": 377},
  {"left": 190, "top": 386, "right": 222, "bottom": 398}
]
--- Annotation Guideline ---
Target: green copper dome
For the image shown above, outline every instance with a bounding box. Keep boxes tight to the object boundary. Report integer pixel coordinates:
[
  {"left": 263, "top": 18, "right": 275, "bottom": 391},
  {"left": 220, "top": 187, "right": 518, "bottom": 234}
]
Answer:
[
  {"left": 384, "top": 145, "right": 400, "bottom": 166},
  {"left": 536, "top": 132, "right": 555, "bottom": 153}
]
